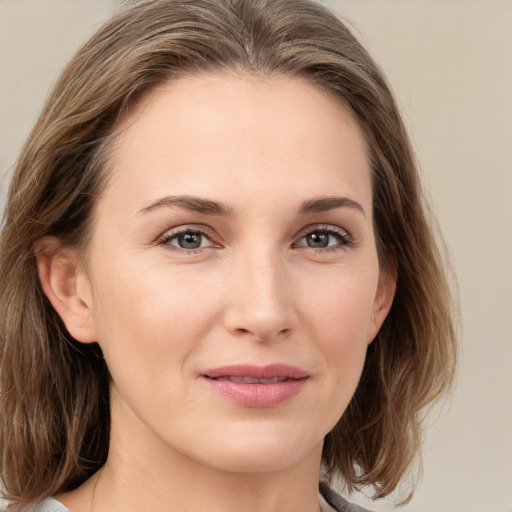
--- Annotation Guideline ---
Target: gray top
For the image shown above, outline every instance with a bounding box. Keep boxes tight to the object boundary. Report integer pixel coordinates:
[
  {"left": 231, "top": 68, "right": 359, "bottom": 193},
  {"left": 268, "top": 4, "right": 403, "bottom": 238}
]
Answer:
[
  {"left": 18, "top": 484, "right": 372, "bottom": 512},
  {"left": 15, "top": 498, "right": 68, "bottom": 512},
  {"left": 319, "top": 482, "right": 374, "bottom": 512}
]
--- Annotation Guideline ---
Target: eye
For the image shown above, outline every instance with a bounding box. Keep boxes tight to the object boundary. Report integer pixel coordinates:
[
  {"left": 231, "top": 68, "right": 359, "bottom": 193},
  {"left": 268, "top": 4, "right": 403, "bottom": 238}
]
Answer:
[
  {"left": 158, "top": 227, "right": 218, "bottom": 252},
  {"left": 295, "top": 226, "right": 353, "bottom": 250}
]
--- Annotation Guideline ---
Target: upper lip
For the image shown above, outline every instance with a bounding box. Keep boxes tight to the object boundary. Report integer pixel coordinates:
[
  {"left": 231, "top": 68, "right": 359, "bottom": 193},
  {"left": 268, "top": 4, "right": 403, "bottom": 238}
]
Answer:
[{"left": 202, "top": 364, "right": 309, "bottom": 380}]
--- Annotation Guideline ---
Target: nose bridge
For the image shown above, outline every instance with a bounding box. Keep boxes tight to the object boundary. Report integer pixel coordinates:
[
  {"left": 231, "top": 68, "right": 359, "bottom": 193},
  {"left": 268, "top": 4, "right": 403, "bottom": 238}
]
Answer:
[{"left": 223, "top": 242, "right": 296, "bottom": 341}]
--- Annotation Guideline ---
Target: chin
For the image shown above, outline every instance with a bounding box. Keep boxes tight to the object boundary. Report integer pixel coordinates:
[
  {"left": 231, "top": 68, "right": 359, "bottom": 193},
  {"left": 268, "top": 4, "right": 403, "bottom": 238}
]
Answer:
[{"left": 190, "top": 425, "right": 323, "bottom": 474}]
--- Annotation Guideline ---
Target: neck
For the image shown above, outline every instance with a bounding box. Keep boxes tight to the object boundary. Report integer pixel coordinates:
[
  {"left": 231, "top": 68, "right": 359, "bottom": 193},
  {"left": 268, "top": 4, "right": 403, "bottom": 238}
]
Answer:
[{"left": 95, "top": 451, "right": 323, "bottom": 512}]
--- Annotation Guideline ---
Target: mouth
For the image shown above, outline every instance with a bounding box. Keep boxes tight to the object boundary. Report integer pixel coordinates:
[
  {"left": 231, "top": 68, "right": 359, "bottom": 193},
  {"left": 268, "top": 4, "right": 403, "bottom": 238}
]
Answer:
[
  {"left": 201, "top": 364, "right": 309, "bottom": 407},
  {"left": 203, "top": 363, "right": 309, "bottom": 380}
]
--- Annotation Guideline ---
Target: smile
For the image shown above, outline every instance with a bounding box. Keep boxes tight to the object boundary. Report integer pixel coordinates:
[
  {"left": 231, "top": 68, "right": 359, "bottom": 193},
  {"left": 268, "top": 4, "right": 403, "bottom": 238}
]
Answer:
[{"left": 202, "top": 364, "right": 309, "bottom": 407}]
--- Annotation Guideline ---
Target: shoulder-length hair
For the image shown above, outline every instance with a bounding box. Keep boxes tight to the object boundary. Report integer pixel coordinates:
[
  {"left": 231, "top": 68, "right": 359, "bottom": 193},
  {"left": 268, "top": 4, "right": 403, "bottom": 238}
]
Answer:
[{"left": 0, "top": 0, "right": 456, "bottom": 506}]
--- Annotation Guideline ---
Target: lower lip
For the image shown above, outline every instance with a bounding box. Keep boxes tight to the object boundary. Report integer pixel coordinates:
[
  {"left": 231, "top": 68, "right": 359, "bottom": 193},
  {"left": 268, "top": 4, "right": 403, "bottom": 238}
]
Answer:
[{"left": 203, "top": 377, "right": 308, "bottom": 407}]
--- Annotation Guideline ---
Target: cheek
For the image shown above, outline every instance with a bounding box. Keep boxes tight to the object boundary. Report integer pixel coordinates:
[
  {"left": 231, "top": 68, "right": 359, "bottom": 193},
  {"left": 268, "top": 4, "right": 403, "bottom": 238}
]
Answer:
[
  {"left": 301, "top": 268, "right": 378, "bottom": 341},
  {"left": 89, "top": 261, "right": 220, "bottom": 381},
  {"left": 299, "top": 268, "right": 378, "bottom": 396},
  {"left": 88, "top": 264, "right": 224, "bottom": 429}
]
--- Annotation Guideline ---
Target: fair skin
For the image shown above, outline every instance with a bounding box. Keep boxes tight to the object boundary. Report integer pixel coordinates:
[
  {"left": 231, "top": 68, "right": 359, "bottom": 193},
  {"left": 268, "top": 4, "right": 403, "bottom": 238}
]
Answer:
[{"left": 37, "top": 74, "right": 395, "bottom": 512}]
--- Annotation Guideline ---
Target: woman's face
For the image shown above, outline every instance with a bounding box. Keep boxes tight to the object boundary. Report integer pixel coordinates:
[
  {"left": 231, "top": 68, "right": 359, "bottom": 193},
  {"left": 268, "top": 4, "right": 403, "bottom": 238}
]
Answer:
[{"left": 74, "top": 74, "right": 393, "bottom": 474}]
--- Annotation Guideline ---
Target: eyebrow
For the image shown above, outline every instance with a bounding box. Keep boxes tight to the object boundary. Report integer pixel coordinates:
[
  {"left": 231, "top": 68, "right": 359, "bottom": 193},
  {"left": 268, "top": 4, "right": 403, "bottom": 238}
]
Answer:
[
  {"left": 138, "top": 194, "right": 365, "bottom": 217},
  {"left": 299, "top": 197, "right": 366, "bottom": 217},
  {"left": 138, "top": 195, "right": 235, "bottom": 216}
]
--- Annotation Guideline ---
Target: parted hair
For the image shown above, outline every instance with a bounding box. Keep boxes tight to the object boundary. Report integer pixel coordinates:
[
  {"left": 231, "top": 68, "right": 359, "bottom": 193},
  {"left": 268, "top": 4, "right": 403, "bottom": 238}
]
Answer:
[{"left": 0, "top": 0, "right": 456, "bottom": 506}]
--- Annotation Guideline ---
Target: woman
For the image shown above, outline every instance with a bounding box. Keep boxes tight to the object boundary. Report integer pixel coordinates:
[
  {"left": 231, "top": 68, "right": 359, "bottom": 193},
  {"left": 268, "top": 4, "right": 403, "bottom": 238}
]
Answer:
[{"left": 0, "top": 1, "right": 457, "bottom": 511}]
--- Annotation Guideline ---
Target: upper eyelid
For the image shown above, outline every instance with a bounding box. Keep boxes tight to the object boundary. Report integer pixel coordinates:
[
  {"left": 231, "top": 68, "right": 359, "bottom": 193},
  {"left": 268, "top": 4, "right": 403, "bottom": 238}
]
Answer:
[
  {"left": 158, "top": 224, "right": 216, "bottom": 239},
  {"left": 294, "top": 223, "right": 351, "bottom": 239}
]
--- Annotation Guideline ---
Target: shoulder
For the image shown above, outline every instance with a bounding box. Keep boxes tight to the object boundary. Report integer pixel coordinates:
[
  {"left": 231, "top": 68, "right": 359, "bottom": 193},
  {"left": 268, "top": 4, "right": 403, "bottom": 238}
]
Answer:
[
  {"left": 3, "top": 498, "right": 69, "bottom": 512},
  {"left": 319, "top": 482, "right": 375, "bottom": 512}
]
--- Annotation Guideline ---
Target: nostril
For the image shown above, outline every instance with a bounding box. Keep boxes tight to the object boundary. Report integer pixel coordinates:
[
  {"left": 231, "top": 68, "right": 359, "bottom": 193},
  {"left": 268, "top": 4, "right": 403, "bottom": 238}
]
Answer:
[{"left": 233, "top": 326, "right": 292, "bottom": 341}]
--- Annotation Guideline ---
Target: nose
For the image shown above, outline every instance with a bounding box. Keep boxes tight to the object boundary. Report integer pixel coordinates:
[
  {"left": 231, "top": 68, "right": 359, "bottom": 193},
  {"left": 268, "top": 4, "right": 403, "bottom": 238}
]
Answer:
[{"left": 222, "top": 248, "right": 298, "bottom": 342}]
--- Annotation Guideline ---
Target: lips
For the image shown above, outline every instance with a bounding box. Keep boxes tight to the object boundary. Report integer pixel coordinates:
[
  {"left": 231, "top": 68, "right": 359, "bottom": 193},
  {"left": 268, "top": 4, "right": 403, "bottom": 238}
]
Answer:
[
  {"left": 203, "top": 364, "right": 308, "bottom": 380},
  {"left": 202, "top": 364, "right": 309, "bottom": 407}
]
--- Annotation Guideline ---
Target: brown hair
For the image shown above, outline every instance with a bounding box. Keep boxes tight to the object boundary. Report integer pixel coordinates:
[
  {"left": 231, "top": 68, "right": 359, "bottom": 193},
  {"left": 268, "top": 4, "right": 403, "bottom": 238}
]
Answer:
[{"left": 0, "top": 0, "right": 456, "bottom": 506}]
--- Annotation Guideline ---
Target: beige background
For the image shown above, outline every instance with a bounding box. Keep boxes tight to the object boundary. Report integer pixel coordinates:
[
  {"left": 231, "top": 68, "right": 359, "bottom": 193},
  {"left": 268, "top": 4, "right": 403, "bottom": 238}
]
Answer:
[{"left": 1, "top": 1, "right": 511, "bottom": 511}]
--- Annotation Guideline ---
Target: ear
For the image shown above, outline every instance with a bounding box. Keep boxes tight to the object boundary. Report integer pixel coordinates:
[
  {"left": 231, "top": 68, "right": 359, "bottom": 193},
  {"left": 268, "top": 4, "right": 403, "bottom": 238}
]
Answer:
[
  {"left": 367, "top": 264, "right": 397, "bottom": 344},
  {"left": 35, "top": 236, "right": 97, "bottom": 343}
]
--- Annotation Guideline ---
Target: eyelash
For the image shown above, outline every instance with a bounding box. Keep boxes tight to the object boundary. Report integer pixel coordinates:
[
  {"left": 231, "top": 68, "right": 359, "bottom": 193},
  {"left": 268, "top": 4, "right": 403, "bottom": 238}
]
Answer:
[
  {"left": 157, "top": 224, "right": 354, "bottom": 254},
  {"left": 293, "top": 225, "right": 354, "bottom": 252},
  {"left": 157, "top": 226, "right": 219, "bottom": 254}
]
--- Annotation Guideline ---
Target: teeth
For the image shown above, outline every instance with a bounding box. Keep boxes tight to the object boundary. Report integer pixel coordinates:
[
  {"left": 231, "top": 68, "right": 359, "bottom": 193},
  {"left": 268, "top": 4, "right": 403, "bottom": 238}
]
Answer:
[{"left": 215, "top": 376, "right": 288, "bottom": 383}]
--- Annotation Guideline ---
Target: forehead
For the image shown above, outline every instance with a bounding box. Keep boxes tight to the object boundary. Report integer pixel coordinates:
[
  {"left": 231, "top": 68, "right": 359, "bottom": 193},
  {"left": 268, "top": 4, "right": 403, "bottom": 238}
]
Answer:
[{"left": 103, "top": 73, "right": 372, "bottom": 214}]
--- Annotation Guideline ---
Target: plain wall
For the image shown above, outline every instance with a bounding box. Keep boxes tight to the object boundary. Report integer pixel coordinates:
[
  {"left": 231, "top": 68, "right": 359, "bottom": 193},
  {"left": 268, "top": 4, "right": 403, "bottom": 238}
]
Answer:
[{"left": 1, "top": 1, "right": 511, "bottom": 511}]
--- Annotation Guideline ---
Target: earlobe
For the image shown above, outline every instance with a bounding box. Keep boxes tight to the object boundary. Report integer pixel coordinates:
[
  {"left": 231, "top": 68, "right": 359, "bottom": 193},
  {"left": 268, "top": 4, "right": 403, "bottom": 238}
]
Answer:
[
  {"left": 35, "top": 236, "right": 97, "bottom": 343},
  {"left": 367, "top": 267, "right": 397, "bottom": 344}
]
